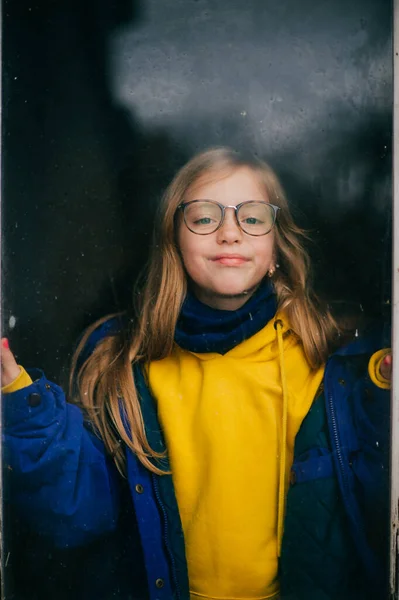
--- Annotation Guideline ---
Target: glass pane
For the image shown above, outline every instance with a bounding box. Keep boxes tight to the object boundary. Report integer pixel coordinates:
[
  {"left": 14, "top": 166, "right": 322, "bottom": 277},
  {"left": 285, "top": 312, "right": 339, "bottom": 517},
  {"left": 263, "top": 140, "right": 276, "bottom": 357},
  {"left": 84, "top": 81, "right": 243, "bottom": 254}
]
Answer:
[{"left": 1, "top": 1, "right": 392, "bottom": 599}]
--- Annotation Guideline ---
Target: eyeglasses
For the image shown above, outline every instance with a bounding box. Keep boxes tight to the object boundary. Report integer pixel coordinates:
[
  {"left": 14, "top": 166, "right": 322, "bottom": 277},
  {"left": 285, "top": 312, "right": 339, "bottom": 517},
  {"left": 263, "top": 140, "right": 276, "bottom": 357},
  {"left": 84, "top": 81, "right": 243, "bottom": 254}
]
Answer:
[{"left": 177, "top": 200, "right": 280, "bottom": 236}]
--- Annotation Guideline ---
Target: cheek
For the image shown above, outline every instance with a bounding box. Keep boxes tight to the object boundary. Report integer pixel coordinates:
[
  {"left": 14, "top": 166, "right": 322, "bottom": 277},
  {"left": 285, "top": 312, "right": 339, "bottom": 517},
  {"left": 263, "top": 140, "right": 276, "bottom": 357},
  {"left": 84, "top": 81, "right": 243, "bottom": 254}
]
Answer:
[
  {"left": 178, "top": 226, "right": 193, "bottom": 263},
  {"left": 178, "top": 228, "right": 206, "bottom": 278},
  {"left": 252, "top": 236, "right": 275, "bottom": 267}
]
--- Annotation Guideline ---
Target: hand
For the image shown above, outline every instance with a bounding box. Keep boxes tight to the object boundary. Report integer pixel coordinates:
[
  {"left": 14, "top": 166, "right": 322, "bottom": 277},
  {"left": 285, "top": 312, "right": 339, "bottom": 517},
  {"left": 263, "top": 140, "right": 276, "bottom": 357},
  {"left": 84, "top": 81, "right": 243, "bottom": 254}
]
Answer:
[
  {"left": 1, "top": 338, "right": 21, "bottom": 387},
  {"left": 380, "top": 353, "right": 392, "bottom": 382}
]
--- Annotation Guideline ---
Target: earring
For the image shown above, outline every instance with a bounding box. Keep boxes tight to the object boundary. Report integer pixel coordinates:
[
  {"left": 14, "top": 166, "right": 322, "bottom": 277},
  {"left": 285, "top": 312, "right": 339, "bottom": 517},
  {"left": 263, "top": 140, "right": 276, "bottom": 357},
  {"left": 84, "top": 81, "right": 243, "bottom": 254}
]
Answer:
[{"left": 268, "top": 263, "right": 279, "bottom": 277}]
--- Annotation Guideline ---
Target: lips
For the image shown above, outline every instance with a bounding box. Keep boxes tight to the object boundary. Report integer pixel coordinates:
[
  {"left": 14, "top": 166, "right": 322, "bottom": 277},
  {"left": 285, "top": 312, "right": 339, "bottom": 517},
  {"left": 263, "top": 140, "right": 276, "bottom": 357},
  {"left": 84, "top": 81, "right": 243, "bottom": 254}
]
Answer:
[{"left": 211, "top": 254, "right": 249, "bottom": 266}]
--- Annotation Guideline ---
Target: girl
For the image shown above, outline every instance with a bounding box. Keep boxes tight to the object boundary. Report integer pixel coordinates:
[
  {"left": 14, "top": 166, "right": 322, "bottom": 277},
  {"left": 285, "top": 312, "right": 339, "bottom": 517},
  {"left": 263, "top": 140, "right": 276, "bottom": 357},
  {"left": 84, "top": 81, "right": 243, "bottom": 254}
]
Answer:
[{"left": 2, "top": 147, "right": 392, "bottom": 600}]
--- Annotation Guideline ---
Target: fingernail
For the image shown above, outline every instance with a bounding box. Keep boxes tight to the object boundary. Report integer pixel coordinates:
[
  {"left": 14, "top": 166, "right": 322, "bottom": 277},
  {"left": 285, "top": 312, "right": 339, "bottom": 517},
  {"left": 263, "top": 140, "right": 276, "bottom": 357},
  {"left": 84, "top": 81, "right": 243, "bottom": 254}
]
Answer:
[{"left": 2, "top": 338, "right": 9, "bottom": 349}]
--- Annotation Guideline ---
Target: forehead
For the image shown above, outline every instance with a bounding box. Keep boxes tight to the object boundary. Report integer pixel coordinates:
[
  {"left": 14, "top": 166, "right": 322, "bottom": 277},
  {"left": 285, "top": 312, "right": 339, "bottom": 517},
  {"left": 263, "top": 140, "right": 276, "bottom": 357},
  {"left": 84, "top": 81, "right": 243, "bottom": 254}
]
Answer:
[{"left": 186, "top": 166, "right": 268, "bottom": 205}]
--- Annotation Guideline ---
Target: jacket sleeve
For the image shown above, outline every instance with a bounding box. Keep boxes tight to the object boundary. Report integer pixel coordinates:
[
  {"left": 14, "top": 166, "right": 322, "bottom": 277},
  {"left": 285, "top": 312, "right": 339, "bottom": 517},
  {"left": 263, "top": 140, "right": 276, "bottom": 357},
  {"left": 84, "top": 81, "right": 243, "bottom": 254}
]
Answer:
[
  {"left": 1, "top": 365, "right": 33, "bottom": 393},
  {"left": 3, "top": 368, "right": 121, "bottom": 549},
  {"left": 350, "top": 356, "right": 391, "bottom": 563},
  {"left": 368, "top": 348, "right": 391, "bottom": 390}
]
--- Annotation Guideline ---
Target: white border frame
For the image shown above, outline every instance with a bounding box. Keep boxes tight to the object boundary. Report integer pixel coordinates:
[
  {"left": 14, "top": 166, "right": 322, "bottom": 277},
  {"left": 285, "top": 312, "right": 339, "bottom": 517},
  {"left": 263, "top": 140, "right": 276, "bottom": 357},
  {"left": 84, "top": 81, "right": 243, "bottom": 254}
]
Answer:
[
  {"left": 0, "top": 0, "right": 4, "bottom": 595},
  {"left": 0, "top": 3, "right": 395, "bottom": 599},
  {"left": 391, "top": 0, "right": 399, "bottom": 597}
]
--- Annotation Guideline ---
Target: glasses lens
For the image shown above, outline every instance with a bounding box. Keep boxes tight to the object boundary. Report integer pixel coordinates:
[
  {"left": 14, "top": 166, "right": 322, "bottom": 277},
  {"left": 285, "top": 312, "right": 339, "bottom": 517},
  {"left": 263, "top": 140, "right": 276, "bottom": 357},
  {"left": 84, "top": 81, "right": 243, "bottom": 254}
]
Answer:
[
  {"left": 237, "top": 202, "right": 276, "bottom": 235},
  {"left": 183, "top": 201, "right": 222, "bottom": 234}
]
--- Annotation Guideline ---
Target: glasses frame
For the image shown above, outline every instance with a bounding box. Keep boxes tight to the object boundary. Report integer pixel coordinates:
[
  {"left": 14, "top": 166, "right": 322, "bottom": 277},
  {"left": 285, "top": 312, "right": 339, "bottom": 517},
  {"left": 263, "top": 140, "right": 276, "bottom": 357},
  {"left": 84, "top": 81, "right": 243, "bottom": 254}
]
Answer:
[{"left": 177, "top": 199, "right": 280, "bottom": 236}]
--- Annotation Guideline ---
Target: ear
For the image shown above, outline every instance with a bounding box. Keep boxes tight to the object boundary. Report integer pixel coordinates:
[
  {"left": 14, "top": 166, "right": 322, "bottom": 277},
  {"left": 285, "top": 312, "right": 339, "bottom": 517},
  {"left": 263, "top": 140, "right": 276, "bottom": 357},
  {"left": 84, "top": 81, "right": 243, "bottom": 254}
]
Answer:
[{"left": 267, "top": 260, "right": 280, "bottom": 277}]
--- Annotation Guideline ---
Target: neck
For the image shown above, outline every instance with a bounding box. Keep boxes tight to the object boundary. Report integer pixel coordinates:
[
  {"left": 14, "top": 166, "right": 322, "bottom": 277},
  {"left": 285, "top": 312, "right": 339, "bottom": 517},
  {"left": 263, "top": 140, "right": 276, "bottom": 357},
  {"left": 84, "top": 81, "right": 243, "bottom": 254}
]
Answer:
[
  {"left": 192, "top": 285, "right": 259, "bottom": 311},
  {"left": 175, "top": 278, "right": 277, "bottom": 354}
]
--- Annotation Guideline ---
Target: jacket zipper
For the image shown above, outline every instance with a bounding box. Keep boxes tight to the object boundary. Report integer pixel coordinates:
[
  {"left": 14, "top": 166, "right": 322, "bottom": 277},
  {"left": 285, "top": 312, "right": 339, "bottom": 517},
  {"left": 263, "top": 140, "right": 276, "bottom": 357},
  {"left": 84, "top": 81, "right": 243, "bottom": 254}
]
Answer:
[
  {"left": 152, "top": 473, "right": 182, "bottom": 600},
  {"left": 328, "top": 390, "right": 351, "bottom": 499}
]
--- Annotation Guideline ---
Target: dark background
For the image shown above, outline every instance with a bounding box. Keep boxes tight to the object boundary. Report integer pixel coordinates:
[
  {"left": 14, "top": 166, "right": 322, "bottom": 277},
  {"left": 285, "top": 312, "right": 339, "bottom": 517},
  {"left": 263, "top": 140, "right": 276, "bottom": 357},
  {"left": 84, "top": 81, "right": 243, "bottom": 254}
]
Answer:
[{"left": 1, "top": 0, "right": 392, "bottom": 597}]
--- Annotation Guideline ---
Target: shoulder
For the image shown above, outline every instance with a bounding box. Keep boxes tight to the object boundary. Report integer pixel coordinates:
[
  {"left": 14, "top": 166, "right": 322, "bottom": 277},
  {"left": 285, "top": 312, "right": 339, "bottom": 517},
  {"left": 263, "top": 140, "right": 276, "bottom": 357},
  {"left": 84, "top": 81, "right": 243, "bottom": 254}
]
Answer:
[
  {"left": 324, "top": 321, "right": 391, "bottom": 406},
  {"left": 76, "top": 313, "right": 128, "bottom": 370},
  {"left": 330, "top": 320, "right": 391, "bottom": 362}
]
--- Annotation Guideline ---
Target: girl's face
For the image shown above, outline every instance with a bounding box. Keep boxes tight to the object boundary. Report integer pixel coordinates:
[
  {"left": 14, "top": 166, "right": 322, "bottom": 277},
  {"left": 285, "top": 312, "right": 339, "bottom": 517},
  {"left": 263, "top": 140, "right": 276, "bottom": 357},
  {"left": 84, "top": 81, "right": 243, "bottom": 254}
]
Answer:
[{"left": 177, "top": 167, "right": 275, "bottom": 310}]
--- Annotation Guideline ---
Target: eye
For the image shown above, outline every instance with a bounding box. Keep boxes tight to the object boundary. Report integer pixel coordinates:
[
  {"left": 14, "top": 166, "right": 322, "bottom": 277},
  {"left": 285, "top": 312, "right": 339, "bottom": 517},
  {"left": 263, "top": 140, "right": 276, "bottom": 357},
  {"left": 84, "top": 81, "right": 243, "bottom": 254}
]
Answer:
[
  {"left": 194, "top": 216, "right": 216, "bottom": 225},
  {"left": 241, "top": 216, "right": 264, "bottom": 225}
]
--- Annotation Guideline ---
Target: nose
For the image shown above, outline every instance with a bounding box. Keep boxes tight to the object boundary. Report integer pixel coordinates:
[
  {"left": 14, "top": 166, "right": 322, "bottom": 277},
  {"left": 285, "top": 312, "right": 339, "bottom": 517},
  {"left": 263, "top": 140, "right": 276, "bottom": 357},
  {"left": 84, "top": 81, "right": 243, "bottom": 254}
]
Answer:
[{"left": 216, "top": 207, "right": 242, "bottom": 244}]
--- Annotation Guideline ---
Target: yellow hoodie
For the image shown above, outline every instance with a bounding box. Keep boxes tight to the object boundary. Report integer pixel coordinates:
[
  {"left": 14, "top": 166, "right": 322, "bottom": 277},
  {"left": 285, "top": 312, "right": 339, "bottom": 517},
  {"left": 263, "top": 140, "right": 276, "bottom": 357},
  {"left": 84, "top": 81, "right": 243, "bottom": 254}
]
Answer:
[{"left": 147, "top": 314, "right": 324, "bottom": 600}]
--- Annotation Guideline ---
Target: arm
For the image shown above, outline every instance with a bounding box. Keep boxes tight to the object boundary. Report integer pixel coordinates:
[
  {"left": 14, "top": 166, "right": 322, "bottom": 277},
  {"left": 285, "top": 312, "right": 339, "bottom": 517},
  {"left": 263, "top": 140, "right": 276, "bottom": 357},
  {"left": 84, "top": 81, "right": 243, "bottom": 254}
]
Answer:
[
  {"left": 2, "top": 344, "right": 120, "bottom": 549},
  {"left": 368, "top": 349, "right": 391, "bottom": 389},
  {"left": 350, "top": 350, "right": 391, "bottom": 561}
]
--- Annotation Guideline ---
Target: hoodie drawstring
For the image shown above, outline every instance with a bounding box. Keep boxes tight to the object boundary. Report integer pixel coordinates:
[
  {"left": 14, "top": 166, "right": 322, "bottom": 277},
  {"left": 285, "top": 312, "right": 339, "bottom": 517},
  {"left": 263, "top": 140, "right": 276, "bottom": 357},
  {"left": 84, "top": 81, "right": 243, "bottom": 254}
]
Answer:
[{"left": 274, "top": 318, "right": 289, "bottom": 557}]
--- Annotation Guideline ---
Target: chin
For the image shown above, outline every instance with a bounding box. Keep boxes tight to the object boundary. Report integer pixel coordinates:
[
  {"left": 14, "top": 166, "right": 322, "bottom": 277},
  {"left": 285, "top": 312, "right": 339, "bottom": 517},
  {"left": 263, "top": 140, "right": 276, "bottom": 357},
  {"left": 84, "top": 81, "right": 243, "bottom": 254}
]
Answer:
[
  {"left": 215, "top": 271, "right": 262, "bottom": 292},
  {"left": 212, "top": 281, "right": 256, "bottom": 297}
]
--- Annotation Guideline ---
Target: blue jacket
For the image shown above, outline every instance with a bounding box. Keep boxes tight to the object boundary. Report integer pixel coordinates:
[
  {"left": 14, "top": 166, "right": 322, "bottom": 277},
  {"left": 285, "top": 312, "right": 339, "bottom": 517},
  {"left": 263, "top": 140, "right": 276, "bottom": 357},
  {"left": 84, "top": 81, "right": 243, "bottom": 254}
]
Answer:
[{"left": 2, "top": 319, "right": 390, "bottom": 599}]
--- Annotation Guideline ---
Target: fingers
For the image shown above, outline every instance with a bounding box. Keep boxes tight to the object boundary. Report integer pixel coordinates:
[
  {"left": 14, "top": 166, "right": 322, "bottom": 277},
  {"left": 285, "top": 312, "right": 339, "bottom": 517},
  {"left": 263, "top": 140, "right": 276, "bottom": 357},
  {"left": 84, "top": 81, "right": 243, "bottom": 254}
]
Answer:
[
  {"left": 380, "top": 353, "right": 392, "bottom": 382},
  {"left": 1, "top": 338, "right": 22, "bottom": 387}
]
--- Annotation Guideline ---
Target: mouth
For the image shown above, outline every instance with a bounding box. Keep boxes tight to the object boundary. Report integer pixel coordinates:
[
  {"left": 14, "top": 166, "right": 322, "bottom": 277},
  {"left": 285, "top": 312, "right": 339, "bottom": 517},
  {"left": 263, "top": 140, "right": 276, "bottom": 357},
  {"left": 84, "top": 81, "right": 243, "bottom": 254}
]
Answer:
[{"left": 211, "top": 254, "right": 250, "bottom": 266}]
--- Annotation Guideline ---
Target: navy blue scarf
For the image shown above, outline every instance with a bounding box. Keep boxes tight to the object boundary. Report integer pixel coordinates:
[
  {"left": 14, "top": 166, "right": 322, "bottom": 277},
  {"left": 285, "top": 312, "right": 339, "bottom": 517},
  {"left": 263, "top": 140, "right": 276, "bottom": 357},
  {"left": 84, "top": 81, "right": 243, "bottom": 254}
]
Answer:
[{"left": 174, "top": 280, "right": 277, "bottom": 354}]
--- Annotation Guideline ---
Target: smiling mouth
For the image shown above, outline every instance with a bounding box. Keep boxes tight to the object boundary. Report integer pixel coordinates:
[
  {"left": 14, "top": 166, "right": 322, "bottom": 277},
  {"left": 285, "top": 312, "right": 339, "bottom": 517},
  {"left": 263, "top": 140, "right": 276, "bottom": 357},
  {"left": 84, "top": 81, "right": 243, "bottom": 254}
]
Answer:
[{"left": 211, "top": 255, "right": 249, "bottom": 266}]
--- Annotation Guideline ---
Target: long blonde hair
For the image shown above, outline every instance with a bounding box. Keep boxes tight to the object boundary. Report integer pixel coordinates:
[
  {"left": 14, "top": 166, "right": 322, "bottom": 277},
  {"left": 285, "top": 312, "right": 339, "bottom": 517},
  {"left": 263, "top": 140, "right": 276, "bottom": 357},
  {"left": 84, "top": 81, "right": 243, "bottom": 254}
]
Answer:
[{"left": 70, "top": 147, "right": 339, "bottom": 475}]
